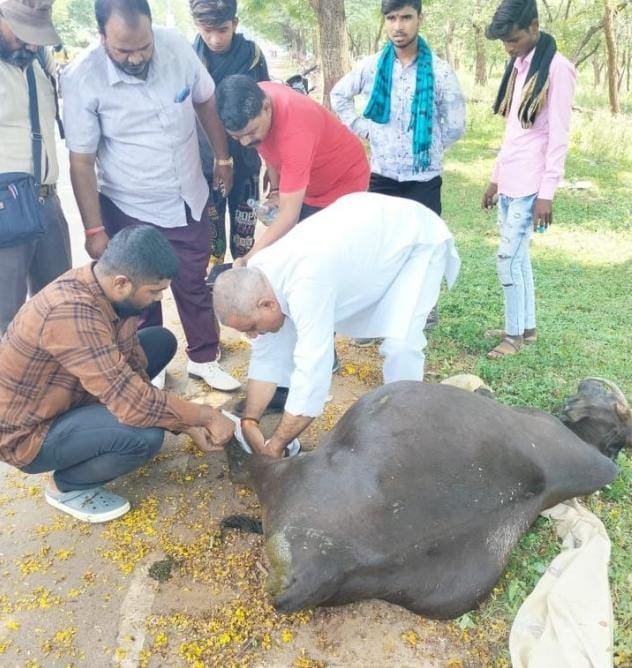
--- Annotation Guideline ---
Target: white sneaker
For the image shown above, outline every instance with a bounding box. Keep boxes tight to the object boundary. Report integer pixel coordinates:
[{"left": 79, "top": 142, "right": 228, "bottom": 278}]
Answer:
[
  {"left": 151, "top": 368, "right": 166, "bottom": 389},
  {"left": 187, "top": 359, "right": 241, "bottom": 392}
]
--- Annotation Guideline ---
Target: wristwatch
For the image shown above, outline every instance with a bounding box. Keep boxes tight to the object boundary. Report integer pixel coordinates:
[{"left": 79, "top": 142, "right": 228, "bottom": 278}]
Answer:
[{"left": 214, "top": 157, "right": 234, "bottom": 167}]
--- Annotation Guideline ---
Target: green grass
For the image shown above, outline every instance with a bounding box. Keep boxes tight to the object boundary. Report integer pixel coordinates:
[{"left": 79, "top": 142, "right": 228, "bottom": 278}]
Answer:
[{"left": 427, "top": 94, "right": 632, "bottom": 663}]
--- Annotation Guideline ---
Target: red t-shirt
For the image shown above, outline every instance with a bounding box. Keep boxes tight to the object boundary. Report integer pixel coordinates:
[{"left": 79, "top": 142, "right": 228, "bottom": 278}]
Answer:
[{"left": 257, "top": 82, "right": 369, "bottom": 208}]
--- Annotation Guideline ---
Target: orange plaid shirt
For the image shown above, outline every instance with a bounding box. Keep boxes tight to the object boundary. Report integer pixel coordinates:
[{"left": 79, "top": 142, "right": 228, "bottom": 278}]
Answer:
[{"left": 0, "top": 264, "right": 201, "bottom": 468}]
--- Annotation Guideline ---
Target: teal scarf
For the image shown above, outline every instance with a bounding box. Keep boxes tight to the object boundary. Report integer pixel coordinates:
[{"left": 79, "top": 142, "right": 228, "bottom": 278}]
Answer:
[{"left": 363, "top": 36, "right": 435, "bottom": 172}]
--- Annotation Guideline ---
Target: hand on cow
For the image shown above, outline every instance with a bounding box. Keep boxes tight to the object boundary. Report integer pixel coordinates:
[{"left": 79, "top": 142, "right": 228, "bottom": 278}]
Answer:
[
  {"left": 185, "top": 426, "right": 221, "bottom": 453},
  {"left": 533, "top": 198, "right": 553, "bottom": 230},
  {"left": 264, "top": 437, "right": 288, "bottom": 459},
  {"left": 241, "top": 419, "right": 266, "bottom": 454},
  {"left": 204, "top": 412, "right": 235, "bottom": 449},
  {"left": 481, "top": 183, "right": 498, "bottom": 211}
]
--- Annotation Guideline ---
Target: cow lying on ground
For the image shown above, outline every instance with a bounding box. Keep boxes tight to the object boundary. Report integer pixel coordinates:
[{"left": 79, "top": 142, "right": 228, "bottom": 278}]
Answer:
[{"left": 226, "top": 378, "right": 629, "bottom": 618}]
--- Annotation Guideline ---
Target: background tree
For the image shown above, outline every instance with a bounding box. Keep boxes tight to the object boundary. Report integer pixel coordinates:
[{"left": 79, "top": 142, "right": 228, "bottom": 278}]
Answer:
[
  {"left": 309, "top": 0, "right": 351, "bottom": 106},
  {"left": 52, "top": 0, "right": 630, "bottom": 115}
]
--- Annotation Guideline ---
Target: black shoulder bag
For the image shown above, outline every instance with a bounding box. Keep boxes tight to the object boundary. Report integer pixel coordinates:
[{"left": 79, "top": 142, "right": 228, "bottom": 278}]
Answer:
[{"left": 0, "top": 62, "right": 46, "bottom": 248}]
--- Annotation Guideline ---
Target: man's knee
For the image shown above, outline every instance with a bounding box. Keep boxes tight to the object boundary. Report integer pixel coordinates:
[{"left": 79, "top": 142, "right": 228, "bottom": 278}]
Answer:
[
  {"left": 141, "top": 428, "right": 165, "bottom": 459},
  {"left": 122, "top": 428, "right": 164, "bottom": 461}
]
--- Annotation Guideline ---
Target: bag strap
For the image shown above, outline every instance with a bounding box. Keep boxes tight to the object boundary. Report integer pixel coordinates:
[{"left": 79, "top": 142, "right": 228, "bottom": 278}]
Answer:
[
  {"left": 25, "top": 62, "right": 42, "bottom": 187},
  {"left": 36, "top": 47, "right": 65, "bottom": 139}
]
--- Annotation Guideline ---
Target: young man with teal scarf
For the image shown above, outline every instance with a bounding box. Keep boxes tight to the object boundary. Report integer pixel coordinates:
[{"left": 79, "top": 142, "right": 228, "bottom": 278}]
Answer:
[
  {"left": 331, "top": 0, "right": 465, "bottom": 217},
  {"left": 331, "top": 0, "right": 465, "bottom": 338}
]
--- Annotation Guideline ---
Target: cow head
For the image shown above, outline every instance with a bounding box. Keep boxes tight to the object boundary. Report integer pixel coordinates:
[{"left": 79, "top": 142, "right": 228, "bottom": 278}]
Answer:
[{"left": 559, "top": 377, "right": 632, "bottom": 460}]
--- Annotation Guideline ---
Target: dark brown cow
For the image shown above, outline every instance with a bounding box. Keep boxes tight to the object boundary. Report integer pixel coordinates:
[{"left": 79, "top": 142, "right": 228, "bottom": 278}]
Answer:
[{"left": 227, "top": 378, "right": 628, "bottom": 619}]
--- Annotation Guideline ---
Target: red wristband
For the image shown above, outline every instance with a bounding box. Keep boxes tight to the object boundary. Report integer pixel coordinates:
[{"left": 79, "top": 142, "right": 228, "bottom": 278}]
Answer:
[{"left": 85, "top": 226, "right": 105, "bottom": 237}]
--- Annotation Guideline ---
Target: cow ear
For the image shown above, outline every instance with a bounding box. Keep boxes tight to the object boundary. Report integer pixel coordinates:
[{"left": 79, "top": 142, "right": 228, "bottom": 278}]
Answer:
[
  {"left": 561, "top": 398, "right": 590, "bottom": 423},
  {"left": 614, "top": 402, "right": 631, "bottom": 422}
]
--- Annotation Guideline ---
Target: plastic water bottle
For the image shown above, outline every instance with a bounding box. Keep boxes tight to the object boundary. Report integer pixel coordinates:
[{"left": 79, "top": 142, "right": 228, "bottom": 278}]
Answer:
[{"left": 247, "top": 198, "right": 278, "bottom": 226}]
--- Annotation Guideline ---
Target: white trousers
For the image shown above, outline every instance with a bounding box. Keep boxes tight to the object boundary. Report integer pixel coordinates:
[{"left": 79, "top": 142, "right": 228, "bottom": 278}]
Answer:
[{"left": 380, "top": 243, "right": 448, "bottom": 383}]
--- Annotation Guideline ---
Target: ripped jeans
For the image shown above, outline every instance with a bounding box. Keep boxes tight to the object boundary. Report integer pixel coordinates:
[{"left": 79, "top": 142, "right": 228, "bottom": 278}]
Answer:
[{"left": 496, "top": 193, "right": 537, "bottom": 337}]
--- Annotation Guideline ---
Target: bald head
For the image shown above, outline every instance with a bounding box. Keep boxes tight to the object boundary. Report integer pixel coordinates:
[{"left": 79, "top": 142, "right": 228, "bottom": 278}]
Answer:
[
  {"left": 214, "top": 267, "right": 285, "bottom": 337},
  {"left": 213, "top": 267, "right": 271, "bottom": 322}
]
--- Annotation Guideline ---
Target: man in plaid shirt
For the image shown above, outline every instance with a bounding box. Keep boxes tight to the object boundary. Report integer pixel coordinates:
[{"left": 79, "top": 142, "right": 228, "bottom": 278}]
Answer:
[{"left": 0, "top": 225, "right": 234, "bottom": 523}]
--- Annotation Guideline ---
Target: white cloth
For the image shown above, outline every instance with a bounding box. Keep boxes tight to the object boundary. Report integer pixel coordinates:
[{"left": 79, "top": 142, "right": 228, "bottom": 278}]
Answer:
[
  {"left": 61, "top": 28, "right": 214, "bottom": 228},
  {"left": 510, "top": 499, "right": 613, "bottom": 668},
  {"left": 248, "top": 192, "right": 460, "bottom": 417}
]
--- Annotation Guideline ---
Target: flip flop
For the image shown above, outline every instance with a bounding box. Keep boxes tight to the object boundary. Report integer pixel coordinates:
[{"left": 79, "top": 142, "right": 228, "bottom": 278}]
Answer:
[
  {"left": 45, "top": 487, "right": 130, "bottom": 523},
  {"left": 484, "top": 328, "right": 537, "bottom": 343},
  {"left": 487, "top": 336, "right": 524, "bottom": 360},
  {"left": 221, "top": 410, "right": 301, "bottom": 458}
]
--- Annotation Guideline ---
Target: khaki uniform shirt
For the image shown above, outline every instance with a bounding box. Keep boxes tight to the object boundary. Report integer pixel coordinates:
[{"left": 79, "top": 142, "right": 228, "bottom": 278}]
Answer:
[
  {"left": 0, "top": 49, "right": 59, "bottom": 185},
  {"left": 0, "top": 264, "right": 202, "bottom": 468}
]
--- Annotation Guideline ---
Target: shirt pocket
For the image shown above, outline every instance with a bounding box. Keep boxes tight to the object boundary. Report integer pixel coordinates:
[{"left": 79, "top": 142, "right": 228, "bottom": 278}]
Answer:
[{"left": 163, "top": 89, "right": 196, "bottom": 142}]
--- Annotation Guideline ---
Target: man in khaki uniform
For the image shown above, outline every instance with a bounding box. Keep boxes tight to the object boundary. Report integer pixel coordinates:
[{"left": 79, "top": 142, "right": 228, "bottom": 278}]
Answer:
[{"left": 0, "top": 0, "right": 71, "bottom": 334}]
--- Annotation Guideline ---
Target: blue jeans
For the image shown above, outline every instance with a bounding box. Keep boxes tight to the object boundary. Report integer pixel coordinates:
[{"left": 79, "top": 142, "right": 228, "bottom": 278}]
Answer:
[
  {"left": 496, "top": 194, "right": 537, "bottom": 337},
  {"left": 22, "top": 327, "right": 177, "bottom": 492}
]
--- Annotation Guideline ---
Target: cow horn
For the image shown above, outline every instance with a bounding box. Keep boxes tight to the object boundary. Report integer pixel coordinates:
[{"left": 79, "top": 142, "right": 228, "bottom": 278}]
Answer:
[{"left": 582, "top": 377, "right": 629, "bottom": 407}]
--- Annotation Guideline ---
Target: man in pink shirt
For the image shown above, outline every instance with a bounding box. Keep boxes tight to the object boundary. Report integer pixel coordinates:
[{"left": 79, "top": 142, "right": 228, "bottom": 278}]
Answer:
[{"left": 481, "top": 0, "right": 575, "bottom": 359}]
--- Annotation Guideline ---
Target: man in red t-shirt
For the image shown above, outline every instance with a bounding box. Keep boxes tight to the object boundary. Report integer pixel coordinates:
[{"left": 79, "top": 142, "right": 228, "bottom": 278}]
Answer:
[{"left": 215, "top": 75, "right": 370, "bottom": 265}]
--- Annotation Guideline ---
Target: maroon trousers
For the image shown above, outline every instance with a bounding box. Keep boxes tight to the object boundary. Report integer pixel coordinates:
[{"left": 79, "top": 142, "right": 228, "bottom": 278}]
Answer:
[{"left": 99, "top": 194, "right": 219, "bottom": 363}]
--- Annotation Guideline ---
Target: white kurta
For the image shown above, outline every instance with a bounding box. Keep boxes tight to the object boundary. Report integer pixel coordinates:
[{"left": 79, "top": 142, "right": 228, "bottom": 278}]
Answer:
[{"left": 248, "top": 192, "right": 461, "bottom": 417}]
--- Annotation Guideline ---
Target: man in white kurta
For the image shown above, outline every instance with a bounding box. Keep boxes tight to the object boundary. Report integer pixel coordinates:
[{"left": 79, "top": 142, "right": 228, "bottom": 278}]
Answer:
[{"left": 214, "top": 192, "right": 460, "bottom": 457}]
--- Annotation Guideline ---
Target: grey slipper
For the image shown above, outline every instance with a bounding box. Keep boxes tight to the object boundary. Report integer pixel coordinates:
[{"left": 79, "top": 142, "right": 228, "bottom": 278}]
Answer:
[{"left": 45, "top": 487, "right": 130, "bottom": 523}]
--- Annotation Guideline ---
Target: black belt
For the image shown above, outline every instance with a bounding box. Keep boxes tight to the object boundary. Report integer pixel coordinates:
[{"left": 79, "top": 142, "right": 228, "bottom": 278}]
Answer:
[{"left": 38, "top": 183, "right": 56, "bottom": 198}]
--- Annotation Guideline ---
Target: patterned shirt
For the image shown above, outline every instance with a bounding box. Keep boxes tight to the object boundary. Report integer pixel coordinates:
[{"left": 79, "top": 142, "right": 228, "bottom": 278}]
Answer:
[
  {"left": 0, "top": 264, "right": 201, "bottom": 468},
  {"left": 331, "top": 51, "right": 466, "bottom": 182}
]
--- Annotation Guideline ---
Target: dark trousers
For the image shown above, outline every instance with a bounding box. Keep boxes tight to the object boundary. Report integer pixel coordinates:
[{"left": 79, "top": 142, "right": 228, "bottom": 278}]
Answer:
[
  {"left": 299, "top": 202, "right": 322, "bottom": 220},
  {"left": 99, "top": 194, "right": 219, "bottom": 363},
  {"left": 22, "top": 327, "right": 177, "bottom": 492},
  {"left": 0, "top": 193, "right": 71, "bottom": 334},
  {"left": 369, "top": 173, "right": 443, "bottom": 216}
]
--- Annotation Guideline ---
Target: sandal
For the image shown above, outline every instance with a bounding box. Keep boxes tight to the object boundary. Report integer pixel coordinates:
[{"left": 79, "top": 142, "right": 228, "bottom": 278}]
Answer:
[
  {"left": 484, "top": 328, "right": 537, "bottom": 344},
  {"left": 487, "top": 336, "right": 524, "bottom": 360}
]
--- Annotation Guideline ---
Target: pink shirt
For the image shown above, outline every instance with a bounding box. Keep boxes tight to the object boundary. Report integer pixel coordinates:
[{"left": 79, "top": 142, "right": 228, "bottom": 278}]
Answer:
[{"left": 492, "top": 50, "right": 576, "bottom": 200}]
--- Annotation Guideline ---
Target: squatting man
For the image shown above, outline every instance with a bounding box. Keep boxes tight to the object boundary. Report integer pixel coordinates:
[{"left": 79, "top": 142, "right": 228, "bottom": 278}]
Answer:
[
  {"left": 213, "top": 192, "right": 460, "bottom": 458},
  {"left": 0, "top": 226, "right": 234, "bottom": 523}
]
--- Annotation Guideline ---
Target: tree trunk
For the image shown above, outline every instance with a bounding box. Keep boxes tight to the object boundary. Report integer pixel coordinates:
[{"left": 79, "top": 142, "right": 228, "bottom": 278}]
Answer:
[
  {"left": 618, "top": 48, "right": 629, "bottom": 91},
  {"left": 445, "top": 20, "right": 456, "bottom": 69},
  {"left": 592, "top": 54, "right": 603, "bottom": 86},
  {"left": 472, "top": 22, "right": 487, "bottom": 85},
  {"left": 603, "top": 0, "right": 620, "bottom": 113},
  {"left": 373, "top": 15, "right": 385, "bottom": 54},
  {"left": 571, "top": 21, "right": 604, "bottom": 65},
  {"left": 309, "top": 0, "right": 351, "bottom": 108}
]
